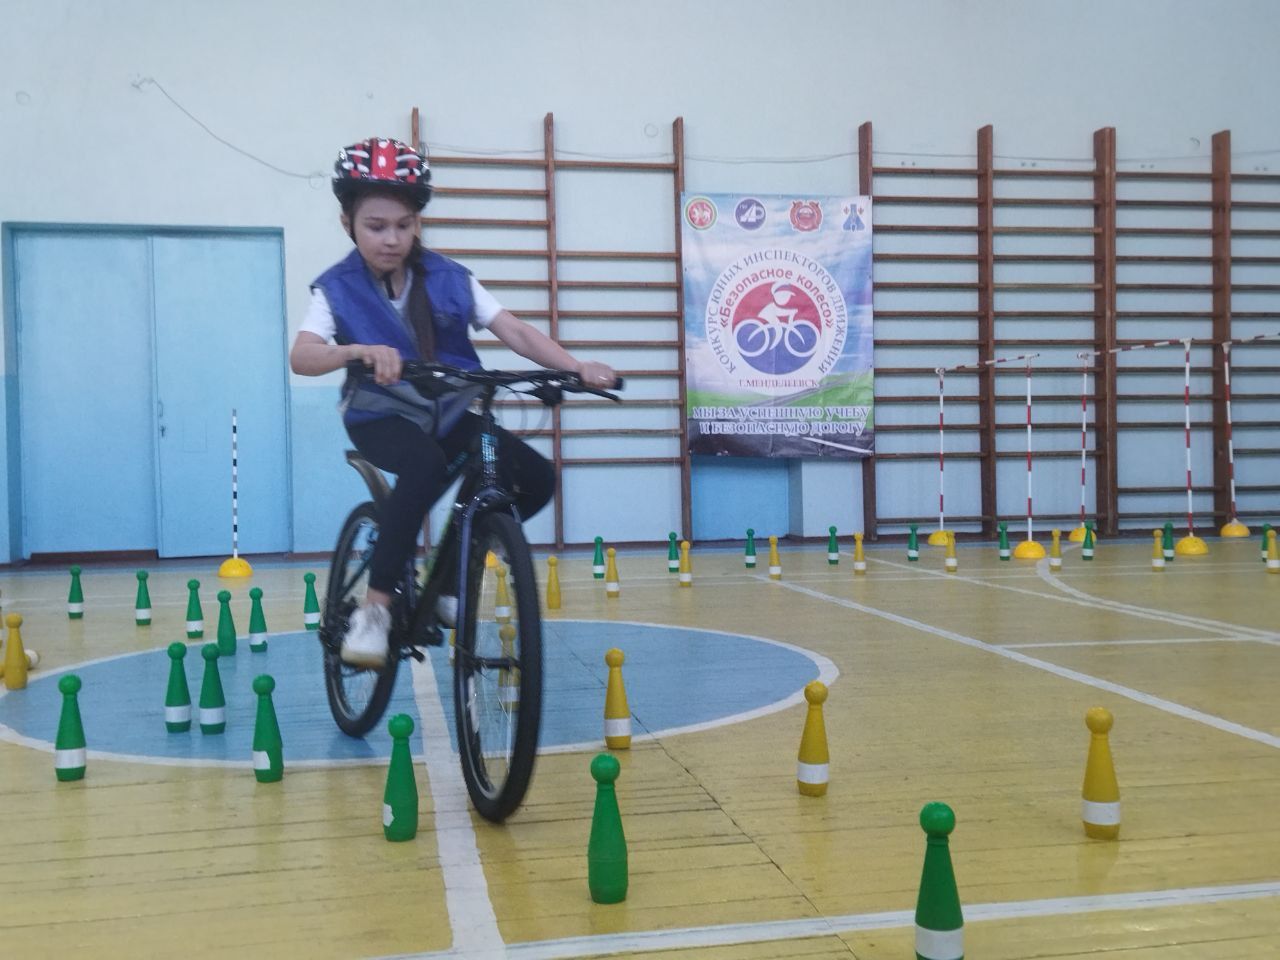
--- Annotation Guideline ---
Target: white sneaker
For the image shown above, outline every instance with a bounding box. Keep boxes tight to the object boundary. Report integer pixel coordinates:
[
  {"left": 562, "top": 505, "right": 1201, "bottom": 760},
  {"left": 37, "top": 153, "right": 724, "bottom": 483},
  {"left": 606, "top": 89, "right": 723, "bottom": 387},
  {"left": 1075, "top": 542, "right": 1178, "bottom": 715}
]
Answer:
[
  {"left": 436, "top": 594, "right": 458, "bottom": 628},
  {"left": 341, "top": 603, "right": 391, "bottom": 667}
]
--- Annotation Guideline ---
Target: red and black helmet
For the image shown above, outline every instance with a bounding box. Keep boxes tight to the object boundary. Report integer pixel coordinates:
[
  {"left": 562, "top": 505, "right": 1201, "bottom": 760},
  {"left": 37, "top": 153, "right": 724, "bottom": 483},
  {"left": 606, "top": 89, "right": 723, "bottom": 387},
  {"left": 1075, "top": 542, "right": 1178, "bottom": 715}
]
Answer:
[{"left": 332, "top": 137, "right": 432, "bottom": 210}]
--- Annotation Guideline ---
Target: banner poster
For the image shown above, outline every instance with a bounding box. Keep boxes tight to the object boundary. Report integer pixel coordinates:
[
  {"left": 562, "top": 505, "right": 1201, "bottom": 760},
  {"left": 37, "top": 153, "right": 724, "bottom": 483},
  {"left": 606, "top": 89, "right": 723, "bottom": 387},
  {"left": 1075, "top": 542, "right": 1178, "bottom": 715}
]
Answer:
[{"left": 681, "top": 193, "right": 873, "bottom": 458}]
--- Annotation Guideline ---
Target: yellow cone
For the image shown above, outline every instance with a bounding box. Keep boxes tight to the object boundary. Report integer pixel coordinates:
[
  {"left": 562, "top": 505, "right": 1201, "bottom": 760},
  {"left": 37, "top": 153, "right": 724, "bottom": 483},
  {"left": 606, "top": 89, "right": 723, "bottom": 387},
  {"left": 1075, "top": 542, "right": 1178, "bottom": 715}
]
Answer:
[
  {"left": 604, "top": 648, "right": 631, "bottom": 749},
  {"left": 217, "top": 555, "right": 253, "bottom": 578},
  {"left": 679, "top": 541, "right": 692, "bottom": 588},
  {"left": 853, "top": 533, "right": 867, "bottom": 575},
  {"left": 1049, "top": 529, "right": 1063, "bottom": 571},
  {"left": 1151, "top": 529, "right": 1165, "bottom": 571},
  {"left": 546, "top": 556, "right": 562, "bottom": 610},
  {"left": 1082, "top": 706, "right": 1120, "bottom": 840},
  {"left": 796, "top": 681, "right": 829, "bottom": 797},
  {"left": 1175, "top": 533, "right": 1209, "bottom": 556},
  {"left": 605, "top": 547, "right": 620, "bottom": 598},
  {"left": 768, "top": 536, "right": 781, "bottom": 580},
  {"left": 1013, "top": 536, "right": 1045, "bottom": 559},
  {"left": 3, "top": 614, "right": 29, "bottom": 690},
  {"left": 944, "top": 531, "right": 958, "bottom": 573}
]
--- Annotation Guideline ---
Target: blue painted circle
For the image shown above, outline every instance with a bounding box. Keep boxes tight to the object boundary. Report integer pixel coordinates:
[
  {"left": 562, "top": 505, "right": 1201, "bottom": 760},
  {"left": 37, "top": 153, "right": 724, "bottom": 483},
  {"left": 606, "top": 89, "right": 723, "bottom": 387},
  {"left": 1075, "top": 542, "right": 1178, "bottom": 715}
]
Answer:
[{"left": 0, "top": 621, "right": 823, "bottom": 765}]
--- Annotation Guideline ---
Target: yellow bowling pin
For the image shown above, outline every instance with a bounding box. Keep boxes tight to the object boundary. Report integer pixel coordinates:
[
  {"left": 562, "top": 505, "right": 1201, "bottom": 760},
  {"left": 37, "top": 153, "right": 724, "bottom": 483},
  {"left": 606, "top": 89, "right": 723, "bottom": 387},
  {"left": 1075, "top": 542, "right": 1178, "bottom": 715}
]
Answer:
[
  {"left": 796, "top": 681, "right": 829, "bottom": 796},
  {"left": 1267, "top": 529, "right": 1279, "bottom": 574},
  {"left": 1049, "top": 529, "right": 1062, "bottom": 571},
  {"left": 603, "top": 648, "right": 631, "bottom": 749},
  {"left": 3, "top": 614, "right": 28, "bottom": 690},
  {"left": 546, "top": 556, "right": 561, "bottom": 610},
  {"left": 853, "top": 533, "right": 867, "bottom": 575},
  {"left": 1082, "top": 706, "right": 1120, "bottom": 840},
  {"left": 498, "top": 623, "right": 519, "bottom": 713},
  {"left": 768, "top": 536, "right": 781, "bottom": 580},
  {"left": 605, "top": 548, "right": 620, "bottom": 597},
  {"left": 679, "top": 541, "right": 692, "bottom": 588},
  {"left": 1151, "top": 529, "right": 1165, "bottom": 571},
  {"left": 944, "top": 531, "right": 958, "bottom": 573},
  {"left": 494, "top": 563, "right": 511, "bottom": 623}
]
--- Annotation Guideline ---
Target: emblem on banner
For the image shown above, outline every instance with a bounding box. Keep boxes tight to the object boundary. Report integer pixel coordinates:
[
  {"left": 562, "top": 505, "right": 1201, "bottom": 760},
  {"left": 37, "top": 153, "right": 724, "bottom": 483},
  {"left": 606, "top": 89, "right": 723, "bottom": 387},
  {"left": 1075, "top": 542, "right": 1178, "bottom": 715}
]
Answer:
[
  {"left": 684, "top": 196, "right": 717, "bottom": 230},
  {"left": 734, "top": 198, "right": 766, "bottom": 230},
  {"left": 842, "top": 202, "right": 867, "bottom": 231},
  {"left": 789, "top": 201, "right": 822, "bottom": 232},
  {"left": 704, "top": 248, "right": 848, "bottom": 394}
]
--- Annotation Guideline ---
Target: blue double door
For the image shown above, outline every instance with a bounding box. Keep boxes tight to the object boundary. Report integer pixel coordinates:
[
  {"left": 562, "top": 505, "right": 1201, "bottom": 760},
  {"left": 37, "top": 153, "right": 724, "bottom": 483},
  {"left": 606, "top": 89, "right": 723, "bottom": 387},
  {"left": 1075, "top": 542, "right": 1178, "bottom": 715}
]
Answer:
[{"left": 12, "top": 228, "right": 290, "bottom": 558}]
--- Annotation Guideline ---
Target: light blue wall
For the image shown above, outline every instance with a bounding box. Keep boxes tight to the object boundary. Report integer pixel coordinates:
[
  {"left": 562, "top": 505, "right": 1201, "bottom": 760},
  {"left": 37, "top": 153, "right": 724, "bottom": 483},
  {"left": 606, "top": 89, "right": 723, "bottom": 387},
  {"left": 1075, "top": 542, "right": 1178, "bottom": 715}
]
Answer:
[{"left": 2, "top": 0, "right": 1278, "bottom": 560}]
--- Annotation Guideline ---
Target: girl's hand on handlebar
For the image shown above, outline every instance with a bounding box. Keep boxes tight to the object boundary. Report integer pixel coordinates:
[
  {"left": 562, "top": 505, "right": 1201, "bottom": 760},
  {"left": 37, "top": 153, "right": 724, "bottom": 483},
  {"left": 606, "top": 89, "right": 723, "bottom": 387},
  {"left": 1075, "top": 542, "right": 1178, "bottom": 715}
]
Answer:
[
  {"left": 576, "top": 360, "right": 619, "bottom": 390},
  {"left": 349, "top": 344, "right": 403, "bottom": 385}
]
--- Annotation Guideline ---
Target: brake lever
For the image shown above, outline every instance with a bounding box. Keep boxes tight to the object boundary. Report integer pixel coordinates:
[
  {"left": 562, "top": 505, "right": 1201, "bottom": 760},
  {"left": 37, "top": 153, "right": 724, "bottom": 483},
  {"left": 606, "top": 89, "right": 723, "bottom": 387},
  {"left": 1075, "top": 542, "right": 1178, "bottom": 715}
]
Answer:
[{"left": 530, "top": 383, "right": 564, "bottom": 407}]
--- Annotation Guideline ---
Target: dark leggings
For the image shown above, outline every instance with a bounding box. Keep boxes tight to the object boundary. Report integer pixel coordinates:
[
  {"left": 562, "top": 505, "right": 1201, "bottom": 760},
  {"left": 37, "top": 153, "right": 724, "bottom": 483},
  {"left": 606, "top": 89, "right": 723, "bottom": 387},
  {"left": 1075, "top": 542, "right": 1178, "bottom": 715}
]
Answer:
[{"left": 346, "top": 414, "right": 555, "bottom": 593}]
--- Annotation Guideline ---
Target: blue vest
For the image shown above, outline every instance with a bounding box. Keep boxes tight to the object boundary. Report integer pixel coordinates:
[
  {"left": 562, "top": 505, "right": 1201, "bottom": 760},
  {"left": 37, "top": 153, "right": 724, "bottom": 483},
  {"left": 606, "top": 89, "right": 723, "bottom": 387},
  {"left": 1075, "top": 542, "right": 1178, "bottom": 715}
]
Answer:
[{"left": 313, "top": 248, "right": 482, "bottom": 425}]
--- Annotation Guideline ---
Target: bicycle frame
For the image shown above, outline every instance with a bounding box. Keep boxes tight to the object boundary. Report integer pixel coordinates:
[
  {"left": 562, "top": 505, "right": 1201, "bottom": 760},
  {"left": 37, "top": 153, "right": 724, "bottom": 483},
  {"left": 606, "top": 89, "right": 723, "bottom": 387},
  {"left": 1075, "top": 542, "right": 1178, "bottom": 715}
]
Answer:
[{"left": 346, "top": 388, "right": 517, "bottom": 656}]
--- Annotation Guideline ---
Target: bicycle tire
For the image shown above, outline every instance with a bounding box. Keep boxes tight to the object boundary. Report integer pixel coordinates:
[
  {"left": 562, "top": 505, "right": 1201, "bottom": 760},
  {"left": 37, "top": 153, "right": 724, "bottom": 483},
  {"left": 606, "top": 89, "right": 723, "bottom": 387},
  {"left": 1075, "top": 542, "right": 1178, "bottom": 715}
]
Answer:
[
  {"left": 453, "top": 511, "right": 542, "bottom": 822},
  {"left": 322, "top": 501, "right": 401, "bottom": 737}
]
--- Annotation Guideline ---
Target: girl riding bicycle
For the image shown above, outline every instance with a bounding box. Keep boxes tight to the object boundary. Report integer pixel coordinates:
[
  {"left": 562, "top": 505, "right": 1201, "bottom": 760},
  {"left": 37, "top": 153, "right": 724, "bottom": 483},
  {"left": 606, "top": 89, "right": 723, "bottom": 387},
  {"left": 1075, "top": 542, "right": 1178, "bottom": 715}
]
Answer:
[{"left": 290, "top": 137, "right": 616, "bottom": 668}]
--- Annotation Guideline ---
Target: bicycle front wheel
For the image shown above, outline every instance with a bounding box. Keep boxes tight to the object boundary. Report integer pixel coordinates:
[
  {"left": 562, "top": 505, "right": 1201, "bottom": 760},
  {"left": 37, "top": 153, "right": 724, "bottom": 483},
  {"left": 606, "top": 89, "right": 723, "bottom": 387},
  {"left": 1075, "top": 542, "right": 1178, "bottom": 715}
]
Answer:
[
  {"left": 453, "top": 511, "right": 542, "bottom": 822},
  {"left": 322, "top": 501, "right": 400, "bottom": 737}
]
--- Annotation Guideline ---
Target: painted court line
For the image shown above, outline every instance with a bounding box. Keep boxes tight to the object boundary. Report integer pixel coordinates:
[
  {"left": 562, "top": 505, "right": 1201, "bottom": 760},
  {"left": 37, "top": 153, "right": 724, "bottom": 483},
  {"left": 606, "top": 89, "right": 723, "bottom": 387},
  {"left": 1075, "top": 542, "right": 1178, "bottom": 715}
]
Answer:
[
  {"left": 774, "top": 579, "right": 1280, "bottom": 750},
  {"left": 1034, "top": 561, "right": 1280, "bottom": 645},
  {"left": 536, "top": 619, "right": 838, "bottom": 755},
  {"left": 410, "top": 653, "right": 507, "bottom": 958},
  {"left": 0, "top": 631, "right": 389, "bottom": 769},
  {"left": 1006, "top": 636, "right": 1263, "bottom": 649},
  {"left": 869, "top": 551, "right": 1280, "bottom": 646},
  {"left": 385, "top": 880, "right": 1280, "bottom": 960}
]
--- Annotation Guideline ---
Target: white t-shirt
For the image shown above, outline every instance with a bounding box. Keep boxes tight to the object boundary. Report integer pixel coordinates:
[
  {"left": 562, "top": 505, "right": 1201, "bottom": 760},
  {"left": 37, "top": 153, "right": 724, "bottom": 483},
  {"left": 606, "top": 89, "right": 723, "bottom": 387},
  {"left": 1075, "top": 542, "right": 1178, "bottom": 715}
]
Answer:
[{"left": 300, "top": 273, "right": 504, "bottom": 343}]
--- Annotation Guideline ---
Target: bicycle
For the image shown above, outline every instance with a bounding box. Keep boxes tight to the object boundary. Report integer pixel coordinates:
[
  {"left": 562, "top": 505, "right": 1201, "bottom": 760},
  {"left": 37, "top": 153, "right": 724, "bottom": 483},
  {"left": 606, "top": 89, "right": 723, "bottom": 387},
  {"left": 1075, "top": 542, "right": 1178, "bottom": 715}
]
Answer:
[{"left": 318, "top": 360, "right": 622, "bottom": 822}]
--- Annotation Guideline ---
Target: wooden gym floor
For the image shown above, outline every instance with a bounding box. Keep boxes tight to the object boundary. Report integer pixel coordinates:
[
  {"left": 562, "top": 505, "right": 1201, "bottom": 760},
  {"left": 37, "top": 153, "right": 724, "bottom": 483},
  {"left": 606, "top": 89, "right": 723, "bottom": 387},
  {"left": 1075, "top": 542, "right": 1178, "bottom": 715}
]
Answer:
[{"left": 1, "top": 535, "right": 1278, "bottom": 959}]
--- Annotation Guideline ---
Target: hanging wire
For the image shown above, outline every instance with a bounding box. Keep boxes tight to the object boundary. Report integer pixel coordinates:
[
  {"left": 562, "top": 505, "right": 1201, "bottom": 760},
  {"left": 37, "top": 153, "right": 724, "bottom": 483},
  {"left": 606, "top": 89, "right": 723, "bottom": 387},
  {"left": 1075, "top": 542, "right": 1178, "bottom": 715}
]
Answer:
[
  {"left": 132, "top": 77, "right": 324, "bottom": 180},
  {"left": 131, "top": 77, "right": 1279, "bottom": 174}
]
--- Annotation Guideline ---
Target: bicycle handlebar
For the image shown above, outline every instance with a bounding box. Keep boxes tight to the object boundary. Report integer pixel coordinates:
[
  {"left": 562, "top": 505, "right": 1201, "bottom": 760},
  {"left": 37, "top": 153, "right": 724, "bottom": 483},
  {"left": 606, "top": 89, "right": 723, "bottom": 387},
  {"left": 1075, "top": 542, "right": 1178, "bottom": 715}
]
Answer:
[{"left": 346, "top": 360, "right": 624, "bottom": 402}]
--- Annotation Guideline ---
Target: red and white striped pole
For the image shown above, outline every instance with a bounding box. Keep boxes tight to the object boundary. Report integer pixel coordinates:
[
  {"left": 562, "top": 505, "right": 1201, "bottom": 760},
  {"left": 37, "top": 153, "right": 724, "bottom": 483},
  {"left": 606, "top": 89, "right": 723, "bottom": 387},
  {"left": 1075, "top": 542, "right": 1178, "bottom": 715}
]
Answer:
[
  {"left": 1174, "top": 339, "right": 1207, "bottom": 554},
  {"left": 937, "top": 367, "right": 946, "bottom": 538},
  {"left": 1024, "top": 359, "right": 1035, "bottom": 545},
  {"left": 1182, "top": 340, "right": 1194, "bottom": 535},
  {"left": 217, "top": 408, "right": 253, "bottom": 577},
  {"left": 939, "top": 353, "right": 1041, "bottom": 553},
  {"left": 1080, "top": 338, "right": 1185, "bottom": 542},
  {"left": 1218, "top": 331, "right": 1280, "bottom": 536},
  {"left": 1220, "top": 342, "right": 1245, "bottom": 535},
  {"left": 1076, "top": 356, "right": 1090, "bottom": 539}
]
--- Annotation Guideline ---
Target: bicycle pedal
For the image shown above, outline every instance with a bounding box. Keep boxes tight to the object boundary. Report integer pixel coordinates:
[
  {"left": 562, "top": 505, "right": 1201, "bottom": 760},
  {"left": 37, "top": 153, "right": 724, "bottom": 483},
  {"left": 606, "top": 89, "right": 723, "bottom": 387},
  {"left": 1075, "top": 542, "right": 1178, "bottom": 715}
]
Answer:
[{"left": 405, "top": 647, "right": 427, "bottom": 663}]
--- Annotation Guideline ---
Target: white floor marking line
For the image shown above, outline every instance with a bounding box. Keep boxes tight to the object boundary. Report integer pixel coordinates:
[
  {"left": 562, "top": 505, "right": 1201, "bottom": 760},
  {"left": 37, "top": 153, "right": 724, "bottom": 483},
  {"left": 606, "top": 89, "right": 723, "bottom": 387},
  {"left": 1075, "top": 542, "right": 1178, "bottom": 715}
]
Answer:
[
  {"left": 410, "top": 654, "right": 507, "bottom": 959},
  {"left": 1034, "top": 561, "right": 1280, "bottom": 644},
  {"left": 774, "top": 579, "right": 1280, "bottom": 750},
  {"left": 869, "top": 552, "right": 1280, "bottom": 645},
  {"left": 536, "top": 619, "right": 838, "bottom": 755},
  {"left": 385, "top": 880, "right": 1280, "bottom": 960},
  {"left": 1006, "top": 636, "right": 1262, "bottom": 650},
  {"left": 0, "top": 632, "right": 391, "bottom": 769}
]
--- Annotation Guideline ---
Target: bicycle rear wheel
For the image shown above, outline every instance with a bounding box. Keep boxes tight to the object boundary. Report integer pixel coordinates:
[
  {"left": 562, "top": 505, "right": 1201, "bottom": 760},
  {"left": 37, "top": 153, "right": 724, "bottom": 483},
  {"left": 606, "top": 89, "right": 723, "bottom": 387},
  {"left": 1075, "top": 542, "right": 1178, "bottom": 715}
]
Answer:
[
  {"left": 453, "top": 511, "right": 542, "bottom": 822},
  {"left": 322, "top": 501, "right": 401, "bottom": 737}
]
